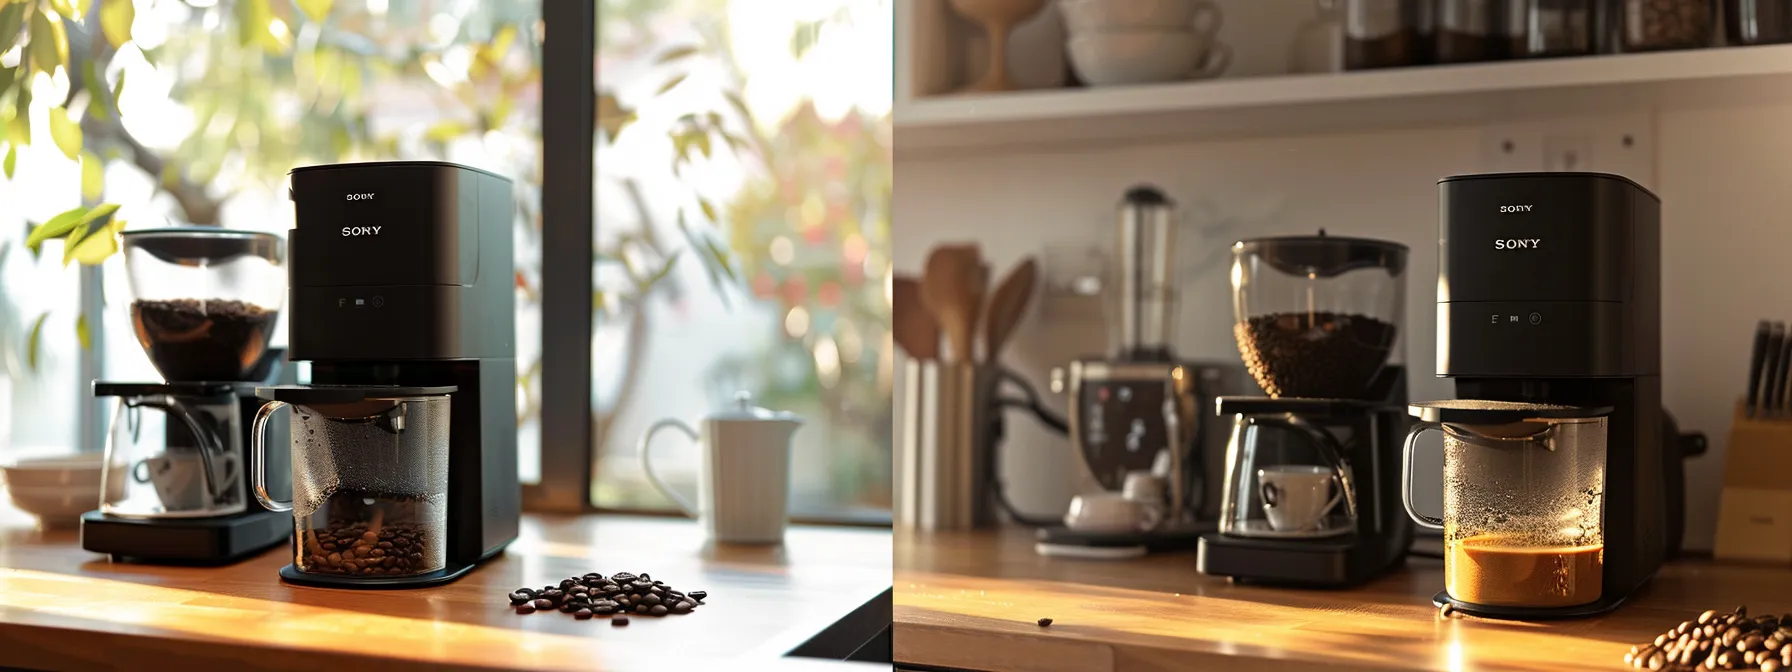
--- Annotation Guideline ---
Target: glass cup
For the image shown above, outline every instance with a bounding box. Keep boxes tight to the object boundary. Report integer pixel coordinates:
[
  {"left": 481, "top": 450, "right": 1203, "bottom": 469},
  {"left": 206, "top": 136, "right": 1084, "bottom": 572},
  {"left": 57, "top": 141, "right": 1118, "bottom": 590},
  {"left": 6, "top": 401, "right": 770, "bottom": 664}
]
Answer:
[
  {"left": 1403, "top": 400, "right": 1609, "bottom": 609},
  {"left": 252, "top": 385, "right": 453, "bottom": 580}
]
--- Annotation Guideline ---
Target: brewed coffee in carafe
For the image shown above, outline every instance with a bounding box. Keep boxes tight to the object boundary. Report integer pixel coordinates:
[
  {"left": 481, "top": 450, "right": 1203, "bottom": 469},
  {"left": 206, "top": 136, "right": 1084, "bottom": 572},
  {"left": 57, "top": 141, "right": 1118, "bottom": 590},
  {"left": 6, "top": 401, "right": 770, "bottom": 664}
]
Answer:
[{"left": 1405, "top": 400, "right": 1610, "bottom": 609}]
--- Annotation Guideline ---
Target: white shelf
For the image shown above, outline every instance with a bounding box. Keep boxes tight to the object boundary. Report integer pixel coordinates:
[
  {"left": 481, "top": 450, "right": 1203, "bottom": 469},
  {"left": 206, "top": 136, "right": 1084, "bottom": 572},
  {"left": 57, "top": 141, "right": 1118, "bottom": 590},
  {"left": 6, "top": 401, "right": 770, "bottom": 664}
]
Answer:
[{"left": 896, "top": 44, "right": 1792, "bottom": 157}]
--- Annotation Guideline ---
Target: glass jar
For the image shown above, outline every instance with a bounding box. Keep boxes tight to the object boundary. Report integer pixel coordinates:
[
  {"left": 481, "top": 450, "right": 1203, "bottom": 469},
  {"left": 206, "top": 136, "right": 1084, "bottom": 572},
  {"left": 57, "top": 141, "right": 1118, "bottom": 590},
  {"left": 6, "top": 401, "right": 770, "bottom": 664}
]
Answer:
[
  {"left": 1437, "top": 0, "right": 1507, "bottom": 63},
  {"left": 1509, "top": 0, "right": 1597, "bottom": 56},
  {"left": 1726, "top": 0, "right": 1792, "bottom": 44},
  {"left": 120, "top": 228, "right": 286, "bottom": 382},
  {"left": 1620, "top": 0, "right": 1714, "bottom": 50},
  {"left": 1230, "top": 232, "right": 1408, "bottom": 400},
  {"left": 1346, "top": 0, "right": 1431, "bottom": 69}
]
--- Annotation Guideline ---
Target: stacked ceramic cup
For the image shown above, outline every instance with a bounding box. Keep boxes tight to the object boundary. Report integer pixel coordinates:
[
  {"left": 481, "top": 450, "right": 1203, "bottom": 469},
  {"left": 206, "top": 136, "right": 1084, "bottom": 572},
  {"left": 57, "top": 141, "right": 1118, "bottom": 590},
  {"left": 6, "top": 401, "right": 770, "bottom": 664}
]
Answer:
[{"left": 1061, "top": 0, "right": 1231, "bottom": 86}]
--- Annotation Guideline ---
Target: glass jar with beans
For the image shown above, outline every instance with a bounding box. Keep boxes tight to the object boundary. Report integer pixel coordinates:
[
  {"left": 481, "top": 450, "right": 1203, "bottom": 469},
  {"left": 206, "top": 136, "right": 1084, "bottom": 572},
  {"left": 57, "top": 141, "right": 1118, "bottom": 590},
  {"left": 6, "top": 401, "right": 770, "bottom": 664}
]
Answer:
[{"left": 1621, "top": 0, "right": 1716, "bottom": 51}]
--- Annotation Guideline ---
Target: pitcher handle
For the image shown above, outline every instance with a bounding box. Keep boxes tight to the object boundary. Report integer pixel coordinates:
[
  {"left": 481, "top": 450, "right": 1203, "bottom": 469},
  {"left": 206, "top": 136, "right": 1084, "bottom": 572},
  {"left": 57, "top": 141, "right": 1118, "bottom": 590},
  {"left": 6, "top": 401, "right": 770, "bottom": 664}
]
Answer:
[
  {"left": 1402, "top": 421, "right": 1446, "bottom": 530},
  {"left": 253, "top": 400, "right": 292, "bottom": 512},
  {"left": 638, "top": 419, "right": 700, "bottom": 517}
]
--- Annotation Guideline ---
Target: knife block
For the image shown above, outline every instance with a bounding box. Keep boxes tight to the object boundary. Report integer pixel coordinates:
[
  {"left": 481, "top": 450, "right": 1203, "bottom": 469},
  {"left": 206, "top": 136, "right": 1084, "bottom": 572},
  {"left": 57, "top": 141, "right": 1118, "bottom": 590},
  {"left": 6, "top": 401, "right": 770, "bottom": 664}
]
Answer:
[{"left": 1712, "top": 401, "right": 1792, "bottom": 564}]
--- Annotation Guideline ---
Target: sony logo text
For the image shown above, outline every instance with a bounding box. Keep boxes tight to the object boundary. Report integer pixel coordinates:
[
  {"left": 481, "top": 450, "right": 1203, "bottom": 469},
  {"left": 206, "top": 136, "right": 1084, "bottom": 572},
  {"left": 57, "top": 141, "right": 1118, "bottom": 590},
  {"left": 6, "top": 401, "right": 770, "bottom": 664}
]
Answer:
[
  {"left": 346, "top": 193, "right": 375, "bottom": 201},
  {"left": 1498, "top": 204, "right": 1533, "bottom": 213},
  {"left": 1495, "top": 239, "right": 1541, "bottom": 250},
  {"left": 342, "top": 226, "right": 383, "bottom": 237}
]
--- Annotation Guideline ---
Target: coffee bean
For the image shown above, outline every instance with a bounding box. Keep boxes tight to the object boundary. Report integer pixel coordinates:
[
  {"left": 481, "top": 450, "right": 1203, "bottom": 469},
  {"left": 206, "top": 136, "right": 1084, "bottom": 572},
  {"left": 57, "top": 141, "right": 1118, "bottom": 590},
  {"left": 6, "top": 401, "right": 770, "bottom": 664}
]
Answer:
[
  {"left": 689, "top": 591, "right": 707, "bottom": 602},
  {"left": 1724, "top": 651, "right": 1740, "bottom": 668},
  {"left": 1784, "top": 642, "right": 1792, "bottom": 657},
  {"left": 1728, "top": 628, "right": 1747, "bottom": 647},
  {"left": 1648, "top": 650, "right": 1666, "bottom": 669},
  {"left": 650, "top": 605, "right": 668, "bottom": 616},
  {"left": 574, "top": 609, "right": 593, "bottom": 620},
  {"left": 533, "top": 598, "right": 553, "bottom": 610},
  {"left": 516, "top": 604, "right": 536, "bottom": 614},
  {"left": 643, "top": 594, "right": 662, "bottom": 607},
  {"left": 583, "top": 573, "right": 603, "bottom": 582},
  {"left": 672, "top": 601, "right": 693, "bottom": 614},
  {"left": 636, "top": 604, "right": 648, "bottom": 614},
  {"left": 611, "top": 572, "right": 636, "bottom": 583},
  {"left": 1749, "top": 635, "right": 1768, "bottom": 652},
  {"left": 1765, "top": 659, "right": 1783, "bottom": 672},
  {"left": 509, "top": 592, "right": 531, "bottom": 605},
  {"left": 612, "top": 615, "right": 630, "bottom": 626},
  {"left": 1657, "top": 634, "right": 1672, "bottom": 648},
  {"left": 639, "top": 573, "right": 651, "bottom": 581},
  {"left": 560, "top": 579, "right": 576, "bottom": 589},
  {"left": 1703, "top": 610, "right": 1721, "bottom": 625},
  {"left": 594, "top": 604, "right": 615, "bottom": 615},
  {"left": 559, "top": 602, "right": 579, "bottom": 613}
]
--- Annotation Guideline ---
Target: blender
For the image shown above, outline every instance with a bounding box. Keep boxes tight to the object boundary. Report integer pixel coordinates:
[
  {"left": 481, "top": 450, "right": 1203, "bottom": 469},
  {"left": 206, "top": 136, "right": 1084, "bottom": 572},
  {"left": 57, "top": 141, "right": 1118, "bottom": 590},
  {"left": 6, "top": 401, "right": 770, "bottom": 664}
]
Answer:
[
  {"left": 81, "top": 228, "right": 294, "bottom": 564},
  {"left": 1195, "top": 231, "right": 1416, "bottom": 587}
]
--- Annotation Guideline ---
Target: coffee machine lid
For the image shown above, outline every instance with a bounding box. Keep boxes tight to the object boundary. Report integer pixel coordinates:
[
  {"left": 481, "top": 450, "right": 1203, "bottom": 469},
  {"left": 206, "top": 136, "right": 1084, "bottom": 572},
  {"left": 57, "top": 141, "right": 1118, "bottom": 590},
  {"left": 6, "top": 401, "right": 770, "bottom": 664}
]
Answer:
[
  {"left": 1408, "top": 399, "right": 1612, "bottom": 424},
  {"left": 121, "top": 227, "right": 285, "bottom": 265},
  {"left": 256, "top": 385, "right": 457, "bottom": 403},
  {"left": 1233, "top": 230, "right": 1408, "bottom": 279},
  {"left": 94, "top": 381, "right": 244, "bottom": 398}
]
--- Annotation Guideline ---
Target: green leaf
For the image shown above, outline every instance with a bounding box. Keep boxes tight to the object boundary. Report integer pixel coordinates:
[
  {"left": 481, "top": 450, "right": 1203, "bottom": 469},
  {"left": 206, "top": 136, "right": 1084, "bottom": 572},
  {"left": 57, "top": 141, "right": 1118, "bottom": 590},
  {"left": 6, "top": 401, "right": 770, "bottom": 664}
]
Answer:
[
  {"left": 697, "top": 198, "right": 717, "bottom": 223},
  {"left": 0, "top": 3, "right": 26, "bottom": 55},
  {"left": 99, "top": 0, "right": 132, "bottom": 48},
  {"left": 722, "top": 90, "right": 753, "bottom": 125},
  {"left": 704, "top": 236, "right": 736, "bottom": 282},
  {"left": 65, "top": 215, "right": 119, "bottom": 266},
  {"left": 423, "top": 120, "right": 465, "bottom": 142},
  {"left": 80, "top": 60, "right": 108, "bottom": 121},
  {"left": 2, "top": 146, "right": 13, "bottom": 180},
  {"left": 28, "top": 9, "right": 69, "bottom": 76},
  {"left": 596, "top": 91, "right": 635, "bottom": 141},
  {"left": 0, "top": 65, "right": 14, "bottom": 96},
  {"left": 79, "top": 150, "right": 102, "bottom": 200},
  {"left": 26, "top": 206, "right": 86, "bottom": 250},
  {"left": 296, "top": 0, "right": 331, "bottom": 23},
  {"left": 74, "top": 314, "right": 89, "bottom": 350},
  {"left": 655, "top": 45, "right": 700, "bottom": 63},
  {"left": 488, "top": 25, "right": 516, "bottom": 58},
  {"left": 47, "top": 106, "right": 80, "bottom": 159},
  {"left": 25, "top": 312, "right": 46, "bottom": 371},
  {"left": 656, "top": 74, "right": 687, "bottom": 95},
  {"left": 110, "top": 69, "right": 126, "bottom": 108},
  {"left": 694, "top": 131, "right": 711, "bottom": 158},
  {"left": 48, "top": 0, "right": 74, "bottom": 19}
]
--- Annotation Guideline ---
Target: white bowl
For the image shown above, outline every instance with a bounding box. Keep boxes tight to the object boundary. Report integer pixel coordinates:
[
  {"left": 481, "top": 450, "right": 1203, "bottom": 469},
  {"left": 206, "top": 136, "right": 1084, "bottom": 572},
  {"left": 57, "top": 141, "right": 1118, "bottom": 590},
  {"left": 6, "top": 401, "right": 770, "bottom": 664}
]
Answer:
[
  {"left": 1, "top": 453, "right": 108, "bottom": 489},
  {"left": 1068, "top": 30, "right": 1228, "bottom": 86},
  {"left": 1060, "top": 0, "right": 1216, "bottom": 34},
  {"left": 5, "top": 484, "right": 102, "bottom": 528}
]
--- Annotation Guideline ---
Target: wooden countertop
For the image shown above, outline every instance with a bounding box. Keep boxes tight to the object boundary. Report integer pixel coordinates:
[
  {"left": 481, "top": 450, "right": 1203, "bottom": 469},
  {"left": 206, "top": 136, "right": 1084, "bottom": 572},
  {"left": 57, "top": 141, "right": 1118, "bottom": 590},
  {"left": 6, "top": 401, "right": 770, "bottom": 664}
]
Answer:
[
  {"left": 893, "top": 528, "right": 1792, "bottom": 672},
  {"left": 0, "top": 500, "right": 891, "bottom": 671}
]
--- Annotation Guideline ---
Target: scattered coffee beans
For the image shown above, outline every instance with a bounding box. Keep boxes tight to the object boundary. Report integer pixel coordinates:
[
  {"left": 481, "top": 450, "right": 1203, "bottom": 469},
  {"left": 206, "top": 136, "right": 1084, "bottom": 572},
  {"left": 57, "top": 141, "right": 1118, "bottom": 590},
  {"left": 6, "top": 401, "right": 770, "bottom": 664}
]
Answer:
[
  {"left": 510, "top": 572, "right": 708, "bottom": 623},
  {"left": 1625, "top": 605, "right": 1792, "bottom": 670},
  {"left": 1235, "top": 312, "right": 1397, "bottom": 400}
]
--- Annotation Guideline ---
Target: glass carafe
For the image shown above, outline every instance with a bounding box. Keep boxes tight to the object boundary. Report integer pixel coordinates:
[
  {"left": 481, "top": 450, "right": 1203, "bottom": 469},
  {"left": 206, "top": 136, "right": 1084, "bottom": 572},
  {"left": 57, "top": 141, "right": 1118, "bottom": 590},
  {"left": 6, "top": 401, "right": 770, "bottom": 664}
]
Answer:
[
  {"left": 121, "top": 228, "right": 285, "bottom": 382},
  {"left": 252, "top": 385, "right": 453, "bottom": 580},
  {"left": 1403, "top": 400, "right": 1609, "bottom": 609},
  {"left": 98, "top": 384, "right": 247, "bottom": 518},
  {"left": 1231, "top": 232, "right": 1407, "bottom": 400},
  {"left": 1217, "top": 401, "right": 1364, "bottom": 539}
]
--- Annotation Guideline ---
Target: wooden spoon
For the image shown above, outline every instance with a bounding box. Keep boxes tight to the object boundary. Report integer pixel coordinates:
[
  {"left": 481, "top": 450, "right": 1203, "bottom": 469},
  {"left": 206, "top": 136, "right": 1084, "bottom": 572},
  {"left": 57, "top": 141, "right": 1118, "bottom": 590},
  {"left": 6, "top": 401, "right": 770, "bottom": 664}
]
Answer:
[
  {"left": 981, "top": 257, "right": 1037, "bottom": 364},
  {"left": 921, "top": 244, "right": 987, "bottom": 364},
  {"left": 891, "top": 276, "right": 939, "bottom": 361}
]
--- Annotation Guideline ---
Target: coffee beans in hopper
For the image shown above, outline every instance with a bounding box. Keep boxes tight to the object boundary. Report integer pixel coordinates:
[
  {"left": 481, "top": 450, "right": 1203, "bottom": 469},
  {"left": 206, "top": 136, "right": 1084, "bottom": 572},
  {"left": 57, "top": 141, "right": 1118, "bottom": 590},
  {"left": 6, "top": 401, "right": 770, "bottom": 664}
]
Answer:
[
  {"left": 509, "top": 572, "right": 706, "bottom": 623},
  {"left": 1623, "top": 605, "right": 1792, "bottom": 670},
  {"left": 1234, "top": 312, "right": 1398, "bottom": 400}
]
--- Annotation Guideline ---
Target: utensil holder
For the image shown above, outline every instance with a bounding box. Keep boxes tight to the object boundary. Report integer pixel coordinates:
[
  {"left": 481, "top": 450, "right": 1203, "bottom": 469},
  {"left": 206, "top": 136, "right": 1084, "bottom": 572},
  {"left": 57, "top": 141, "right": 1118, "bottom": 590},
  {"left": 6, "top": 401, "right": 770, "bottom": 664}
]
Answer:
[
  {"left": 896, "top": 360, "right": 999, "bottom": 531},
  {"left": 1713, "top": 400, "right": 1792, "bottom": 564}
]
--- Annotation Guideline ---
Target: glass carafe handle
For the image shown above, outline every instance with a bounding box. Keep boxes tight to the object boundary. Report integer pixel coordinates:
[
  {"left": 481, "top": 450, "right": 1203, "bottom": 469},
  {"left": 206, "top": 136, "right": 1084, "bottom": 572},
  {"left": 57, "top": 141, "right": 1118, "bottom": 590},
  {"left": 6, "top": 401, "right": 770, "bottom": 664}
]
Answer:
[
  {"left": 129, "top": 396, "right": 231, "bottom": 504},
  {"left": 1401, "top": 421, "right": 1446, "bottom": 530},
  {"left": 253, "top": 400, "right": 292, "bottom": 512}
]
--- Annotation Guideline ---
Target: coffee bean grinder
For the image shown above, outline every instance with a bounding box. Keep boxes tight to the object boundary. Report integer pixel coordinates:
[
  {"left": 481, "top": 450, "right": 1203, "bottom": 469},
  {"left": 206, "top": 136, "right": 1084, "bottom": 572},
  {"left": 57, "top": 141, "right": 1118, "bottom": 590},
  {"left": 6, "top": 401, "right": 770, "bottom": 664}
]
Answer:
[
  {"left": 1023, "top": 186, "right": 1249, "bottom": 557},
  {"left": 1195, "top": 232, "right": 1415, "bottom": 587},
  {"left": 252, "top": 160, "right": 518, "bottom": 588},
  {"left": 1408, "top": 172, "right": 1704, "bottom": 618},
  {"left": 81, "top": 229, "right": 296, "bottom": 564}
]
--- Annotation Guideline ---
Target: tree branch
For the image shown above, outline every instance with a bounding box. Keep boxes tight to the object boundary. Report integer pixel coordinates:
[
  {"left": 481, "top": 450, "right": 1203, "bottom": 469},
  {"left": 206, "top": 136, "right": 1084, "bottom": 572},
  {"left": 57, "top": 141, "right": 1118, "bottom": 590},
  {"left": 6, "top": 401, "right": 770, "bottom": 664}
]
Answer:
[{"left": 64, "top": 15, "right": 224, "bottom": 224}]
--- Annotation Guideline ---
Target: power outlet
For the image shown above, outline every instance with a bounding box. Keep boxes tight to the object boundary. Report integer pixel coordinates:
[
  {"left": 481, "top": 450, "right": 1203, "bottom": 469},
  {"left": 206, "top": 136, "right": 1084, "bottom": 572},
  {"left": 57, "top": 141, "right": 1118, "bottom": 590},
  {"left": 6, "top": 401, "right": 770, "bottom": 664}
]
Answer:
[{"left": 1479, "top": 113, "right": 1657, "bottom": 190}]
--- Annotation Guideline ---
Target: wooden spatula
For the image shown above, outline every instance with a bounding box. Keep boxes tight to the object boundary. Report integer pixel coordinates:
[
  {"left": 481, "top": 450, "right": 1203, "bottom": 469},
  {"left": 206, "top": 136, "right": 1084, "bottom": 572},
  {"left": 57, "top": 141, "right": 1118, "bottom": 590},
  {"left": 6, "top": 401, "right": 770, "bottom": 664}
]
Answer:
[
  {"left": 982, "top": 257, "right": 1037, "bottom": 364},
  {"left": 921, "top": 244, "right": 986, "bottom": 364},
  {"left": 891, "top": 276, "right": 939, "bottom": 361}
]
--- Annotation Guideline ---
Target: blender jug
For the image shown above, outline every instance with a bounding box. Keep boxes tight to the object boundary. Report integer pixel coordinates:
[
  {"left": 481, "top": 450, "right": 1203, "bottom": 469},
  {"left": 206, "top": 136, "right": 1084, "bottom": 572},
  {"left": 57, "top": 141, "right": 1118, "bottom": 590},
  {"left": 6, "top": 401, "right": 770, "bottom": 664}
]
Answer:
[
  {"left": 1403, "top": 400, "right": 1609, "bottom": 609},
  {"left": 252, "top": 385, "right": 453, "bottom": 583}
]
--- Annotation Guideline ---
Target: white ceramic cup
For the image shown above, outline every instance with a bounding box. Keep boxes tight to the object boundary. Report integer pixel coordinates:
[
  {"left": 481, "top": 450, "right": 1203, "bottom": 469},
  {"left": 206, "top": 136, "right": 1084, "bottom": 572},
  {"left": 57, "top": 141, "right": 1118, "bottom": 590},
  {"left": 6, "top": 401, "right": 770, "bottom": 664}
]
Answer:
[
  {"left": 1059, "top": 0, "right": 1222, "bottom": 35},
  {"left": 1064, "top": 491, "right": 1161, "bottom": 532},
  {"left": 134, "top": 450, "right": 239, "bottom": 513},
  {"left": 1067, "top": 31, "right": 1232, "bottom": 86},
  {"left": 1257, "top": 465, "right": 1343, "bottom": 532},
  {"left": 639, "top": 419, "right": 793, "bottom": 545}
]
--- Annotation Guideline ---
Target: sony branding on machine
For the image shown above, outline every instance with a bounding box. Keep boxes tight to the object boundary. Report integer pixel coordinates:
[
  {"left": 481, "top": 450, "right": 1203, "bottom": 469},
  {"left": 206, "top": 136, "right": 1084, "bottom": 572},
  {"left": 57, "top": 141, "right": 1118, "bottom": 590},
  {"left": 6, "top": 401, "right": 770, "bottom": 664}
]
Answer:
[
  {"left": 341, "top": 226, "right": 382, "bottom": 237},
  {"left": 346, "top": 192, "right": 375, "bottom": 201},
  {"left": 1498, "top": 204, "right": 1533, "bottom": 213},
  {"left": 1495, "top": 238, "right": 1541, "bottom": 250}
]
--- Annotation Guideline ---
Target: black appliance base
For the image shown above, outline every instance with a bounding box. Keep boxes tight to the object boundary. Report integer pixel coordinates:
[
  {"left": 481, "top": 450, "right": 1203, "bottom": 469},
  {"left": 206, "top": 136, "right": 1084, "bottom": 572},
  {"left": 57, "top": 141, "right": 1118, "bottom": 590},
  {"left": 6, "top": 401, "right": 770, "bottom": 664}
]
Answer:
[
  {"left": 1432, "top": 590, "right": 1626, "bottom": 620},
  {"left": 80, "top": 509, "right": 290, "bottom": 565},
  {"left": 279, "top": 561, "right": 476, "bottom": 589},
  {"left": 1196, "top": 532, "right": 1405, "bottom": 589},
  {"left": 1036, "top": 521, "right": 1215, "bottom": 553}
]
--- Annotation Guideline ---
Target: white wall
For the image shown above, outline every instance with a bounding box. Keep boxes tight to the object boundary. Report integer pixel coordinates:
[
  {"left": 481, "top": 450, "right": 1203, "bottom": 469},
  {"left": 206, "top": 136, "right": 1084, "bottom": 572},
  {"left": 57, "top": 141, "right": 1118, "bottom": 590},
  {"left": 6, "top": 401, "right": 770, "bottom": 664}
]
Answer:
[{"left": 895, "top": 100, "right": 1792, "bottom": 552}]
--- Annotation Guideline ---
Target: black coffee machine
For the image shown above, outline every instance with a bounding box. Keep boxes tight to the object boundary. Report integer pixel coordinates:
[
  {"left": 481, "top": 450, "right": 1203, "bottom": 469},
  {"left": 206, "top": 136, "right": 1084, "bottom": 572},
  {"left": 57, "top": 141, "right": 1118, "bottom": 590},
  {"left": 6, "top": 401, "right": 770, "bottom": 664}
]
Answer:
[
  {"left": 82, "top": 229, "right": 294, "bottom": 564},
  {"left": 1424, "top": 172, "right": 1703, "bottom": 618},
  {"left": 274, "top": 160, "right": 518, "bottom": 588},
  {"left": 1195, "top": 232, "right": 1415, "bottom": 587}
]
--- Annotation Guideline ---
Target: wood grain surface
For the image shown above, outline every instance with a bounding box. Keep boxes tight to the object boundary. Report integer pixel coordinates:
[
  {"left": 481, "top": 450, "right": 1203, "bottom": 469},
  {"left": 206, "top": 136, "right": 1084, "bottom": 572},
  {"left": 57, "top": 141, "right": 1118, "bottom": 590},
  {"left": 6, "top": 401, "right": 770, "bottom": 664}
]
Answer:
[
  {"left": 0, "top": 497, "right": 891, "bottom": 671},
  {"left": 894, "top": 527, "right": 1792, "bottom": 672}
]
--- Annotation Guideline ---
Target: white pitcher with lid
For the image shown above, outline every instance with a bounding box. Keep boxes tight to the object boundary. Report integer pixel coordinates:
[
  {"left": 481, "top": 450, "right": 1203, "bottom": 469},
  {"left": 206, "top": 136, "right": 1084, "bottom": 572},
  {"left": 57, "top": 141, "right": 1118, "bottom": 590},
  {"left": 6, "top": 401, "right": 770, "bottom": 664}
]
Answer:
[{"left": 638, "top": 392, "right": 803, "bottom": 544}]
